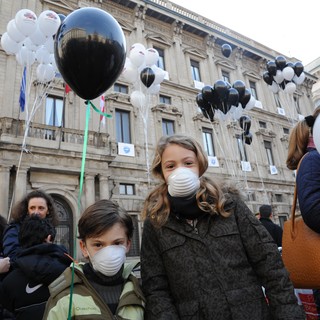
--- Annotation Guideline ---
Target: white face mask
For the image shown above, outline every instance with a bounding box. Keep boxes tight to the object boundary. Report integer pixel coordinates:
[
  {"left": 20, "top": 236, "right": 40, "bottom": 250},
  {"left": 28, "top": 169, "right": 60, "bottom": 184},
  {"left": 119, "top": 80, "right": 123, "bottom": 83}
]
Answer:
[
  {"left": 167, "top": 167, "right": 200, "bottom": 197},
  {"left": 88, "top": 245, "right": 127, "bottom": 277}
]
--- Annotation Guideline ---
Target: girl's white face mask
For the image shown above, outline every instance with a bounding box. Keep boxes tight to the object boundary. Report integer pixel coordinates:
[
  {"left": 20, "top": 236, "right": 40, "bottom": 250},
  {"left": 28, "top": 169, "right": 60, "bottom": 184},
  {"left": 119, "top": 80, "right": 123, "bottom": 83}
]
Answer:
[
  {"left": 88, "top": 245, "right": 126, "bottom": 277},
  {"left": 167, "top": 167, "right": 200, "bottom": 197}
]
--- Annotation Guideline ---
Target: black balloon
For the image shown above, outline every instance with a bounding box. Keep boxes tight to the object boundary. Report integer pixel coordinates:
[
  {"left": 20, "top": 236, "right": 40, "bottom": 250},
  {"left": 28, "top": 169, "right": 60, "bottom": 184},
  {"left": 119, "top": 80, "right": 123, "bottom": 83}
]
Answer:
[
  {"left": 294, "top": 61, "right": 304, "bottom": 77},
  {"left": 275, "top": 56, "right": 287, "bottom": 70},
  {"left": 196, "top": 93, "right": 211, "bottom": 111},
  {"left": 239, "top": 115, "right": 251, "bottom": 132},
  {"left": 140, "top": 67, "right": 155, "bottom": 88},
  {"left": 240, "top": 89, "right": 251, "bottom": 109},
  {"left": 242, "top": 132, "right": 253, "bottom": 145},
  {"left": 233, "top": 80, "right": 246, "bottom": 100},
  {"left": 214, "top": 80, "right": 228, "bottom": 103},
  {"left": 266, "top": 61, "right": 277, "bottom": 76},
  {"left": 263, "top": 71, "right": 273, "bottom": 86},
  {"left": 54, "top": 7, "right": 126, "bottom": 100},
  {"left": 226, "top": 88, "right": 239, "bottom": 107},
  {"left": 221, "top": 44, "right": 232, "bottom": 58},
  {"left": 201, "top": 85, "right": 215, "bottom": 104}
]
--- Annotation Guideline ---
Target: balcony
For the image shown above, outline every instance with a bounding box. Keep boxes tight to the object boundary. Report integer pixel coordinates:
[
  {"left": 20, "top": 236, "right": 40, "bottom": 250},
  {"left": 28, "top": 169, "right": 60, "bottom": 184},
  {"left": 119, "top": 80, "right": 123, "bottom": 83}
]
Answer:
[{"left": 0, "top": 117, "right": 110, "bottom": 155}]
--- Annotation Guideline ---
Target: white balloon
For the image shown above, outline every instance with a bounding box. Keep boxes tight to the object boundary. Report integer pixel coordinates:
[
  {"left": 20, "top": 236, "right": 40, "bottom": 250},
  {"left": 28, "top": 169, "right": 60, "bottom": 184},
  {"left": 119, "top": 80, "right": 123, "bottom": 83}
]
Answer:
[
  {"left": 245, "top": 96, "right": 256, "bottom": 110},
  {"left": 7, "top": 19, "right": 25, "bottom": 42},
  {"left": 44, "top": 36, "right": 54, "bottom": 53},
  {"left": 147, "top": 84, "right": 160, "bottom": 94},
  {"left": 1, "top": 32, "right": 20, "bottom": 54},
  {"left": 269, "top": 81, "right": 280, "bottom": 93},
  {"left": 145, "top": 48, "right": 159, "bottom": 66},
  {"left": 36, "top": 63, "right": 55, "bottom": 83},
  {"left": 151, "top": 65, "right": 166, "bottom": 85},
  {"left": 293, "top": 72, "right": 306, "bottom": 85},
  {"left": 38, "top": 10, "right": 61, "bottom": 37},
  {"left": 15, "top": 9, "right": 37, "bottom": 36},
  {"left": 16, "top": 45, "right": 36, "bottom": 66},
  {"left": 129, "top": 43, "right": 146, "bottom": 67},
  {"left": 313, "top": 115, "right": 320, "bottom": 154},
  {"left": 282, "top": 66, "right": 294, "bottom": 81},
  {"left": 22, "top": 37, "right": 38, "bottom": 52},
  {"left": 284, "top": 82, "right": 296, "bottom": 94},
  {"left": 122, "top": 58, "right": 138, "bottom": 83},
  {"left": 29, "top": 26, "right": 47, "bottom": 46},
  {"left": 274, "top": 70, "right": 284, "bottom": 84},
  {"left": 35, "top": 46, "right": 51, "bottom": 64},
  {"left": 130, "top": 90, "right": 146, "bottom": 108}
]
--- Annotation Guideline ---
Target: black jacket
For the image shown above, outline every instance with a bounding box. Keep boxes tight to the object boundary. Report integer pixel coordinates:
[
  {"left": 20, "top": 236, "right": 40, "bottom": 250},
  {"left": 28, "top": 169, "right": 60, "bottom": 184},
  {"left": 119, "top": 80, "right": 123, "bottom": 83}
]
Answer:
[
  {"left": 259, "top": 217, "right": 283, "bottom": 247},
  {"left": 0, "top": 243, "right": 71, "bottom": 320}
]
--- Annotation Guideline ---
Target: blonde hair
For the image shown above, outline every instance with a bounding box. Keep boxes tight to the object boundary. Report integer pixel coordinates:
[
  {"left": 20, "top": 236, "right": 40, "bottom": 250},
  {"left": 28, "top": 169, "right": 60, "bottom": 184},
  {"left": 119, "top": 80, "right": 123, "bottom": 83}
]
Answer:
[
  {"left": 142, "top": 134, "right": 233, "bottom": 228},
  {"left": 286, "top": 107, "right": 320, "bottom": 170}
]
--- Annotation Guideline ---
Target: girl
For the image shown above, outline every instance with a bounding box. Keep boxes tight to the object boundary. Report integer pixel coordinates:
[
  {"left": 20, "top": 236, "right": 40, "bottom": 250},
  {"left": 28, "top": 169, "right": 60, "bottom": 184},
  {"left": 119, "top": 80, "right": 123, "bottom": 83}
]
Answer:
[{"left": 141, "top": 134, "right": 304, "bottom": 320}]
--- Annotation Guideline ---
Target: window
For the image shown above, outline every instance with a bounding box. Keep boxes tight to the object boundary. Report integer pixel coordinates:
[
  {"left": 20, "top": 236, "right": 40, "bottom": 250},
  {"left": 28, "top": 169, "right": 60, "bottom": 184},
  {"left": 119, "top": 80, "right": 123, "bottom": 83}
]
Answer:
[
  {"left": 190, "top": 59, "right": 201, "bottom": 81},
  {"left": 162, "top": 119, "right": 174, "bottom": 136},
  {"left": 294, "top": 96, "right": 301, "bottom": 114},
  {"left": 45, "top": 96, "right": 63, "bottom": 127},
  {"left": 119, "top": 183, "right": 135, "bottom": 195},
  {"left": 246, "top": 191, "right": 256, "bottom": 202},
  {"left": 114, "top": 83, "right": 128, "bottom": 94},
  {"left": 222, "top": 70, "right": 230, "bottom": 83},
  {"left": 283, "top": 127, "right": 289, "bottom": 135},
  {"left": 154, "top": 47, "right": 165, "bottom": 70},
  {"left": 127, "top": 215, "right": 140, "bottom": 257},
  {"left": 249, "top": 80, "right": 258, "bottom": 100},
  {"left": 278, "top": 215, "right": 287, "bottom": 229},
  {"left": 264, "top": 140, "right": 274, "bottom": 165},
  {"left": 159, "top": 95, "right": 171, "bottom": 105},
  {"left": 116, "top": 109, "right": 131, "bottom": 143},
  {"left": 259, "top": 121, "right": 266, "bottom": 129},
  {"left": 274, "top": 93, "right": 282, "bottom": 109},
  {"left": 236, "top": 134, "right": 248, "bottom": 161},
  {"left": 202, "top": 128, "right": 215, "bottom": 156},
  {"left": 274, "top": 193, "right": 283, "bottom": 202}
]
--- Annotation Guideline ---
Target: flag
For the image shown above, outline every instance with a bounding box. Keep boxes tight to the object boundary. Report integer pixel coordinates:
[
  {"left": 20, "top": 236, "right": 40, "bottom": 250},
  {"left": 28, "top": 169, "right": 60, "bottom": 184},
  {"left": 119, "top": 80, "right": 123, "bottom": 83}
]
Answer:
[
  {"left": 100, "top": 95, "right": 106, "bottom": 127},
  {"left": 65, "top": 83, "right": 71, "bottom": 94},
  {"left": 19, "top": 67, "right": 26, "bottom": 112}
]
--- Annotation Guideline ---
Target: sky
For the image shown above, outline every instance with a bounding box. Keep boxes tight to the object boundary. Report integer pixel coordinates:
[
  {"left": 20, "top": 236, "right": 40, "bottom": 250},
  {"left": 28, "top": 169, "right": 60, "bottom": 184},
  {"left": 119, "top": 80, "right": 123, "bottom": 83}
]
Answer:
[{"left": 170, "top": 0, "right": 319, "bottom": 66}]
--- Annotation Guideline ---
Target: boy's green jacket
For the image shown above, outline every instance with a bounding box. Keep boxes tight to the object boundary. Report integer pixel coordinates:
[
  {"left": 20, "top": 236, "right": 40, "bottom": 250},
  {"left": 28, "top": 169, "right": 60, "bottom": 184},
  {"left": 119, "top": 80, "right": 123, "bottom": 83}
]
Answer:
[{"left": 42, "top": 260, "right": 145, "bottom": 320}]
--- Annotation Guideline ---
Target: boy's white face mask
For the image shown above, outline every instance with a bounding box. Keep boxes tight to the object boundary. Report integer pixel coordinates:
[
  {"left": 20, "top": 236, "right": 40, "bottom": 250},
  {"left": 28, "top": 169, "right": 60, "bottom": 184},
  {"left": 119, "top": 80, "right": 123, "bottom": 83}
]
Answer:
[
  {"left": 167, "top": 167, "right": 200, "bottom": 197},
  {"left": 88, "top": 245, "right": 126, "bottom": 277}
]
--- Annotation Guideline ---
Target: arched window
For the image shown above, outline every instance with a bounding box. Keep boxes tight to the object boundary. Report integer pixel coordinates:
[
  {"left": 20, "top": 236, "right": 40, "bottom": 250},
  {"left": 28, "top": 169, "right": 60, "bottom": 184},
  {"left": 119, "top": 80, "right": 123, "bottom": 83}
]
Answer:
[{"left": 52, "top": 195, "right": 73, "bottom": 254}]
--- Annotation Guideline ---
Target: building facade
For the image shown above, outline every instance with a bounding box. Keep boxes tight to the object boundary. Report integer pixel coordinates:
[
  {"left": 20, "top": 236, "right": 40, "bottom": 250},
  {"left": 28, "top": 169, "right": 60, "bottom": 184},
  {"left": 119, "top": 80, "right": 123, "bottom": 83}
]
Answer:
[{"left": 0, "top": 0, "right": 318, "bottom": 258}]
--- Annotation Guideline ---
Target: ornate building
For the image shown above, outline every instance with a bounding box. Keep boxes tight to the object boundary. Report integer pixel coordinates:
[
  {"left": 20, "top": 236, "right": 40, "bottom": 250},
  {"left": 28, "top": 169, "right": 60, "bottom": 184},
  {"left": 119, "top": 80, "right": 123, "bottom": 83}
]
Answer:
[{"left": 0, "top": 0, "right": 318, "bottom": 258}]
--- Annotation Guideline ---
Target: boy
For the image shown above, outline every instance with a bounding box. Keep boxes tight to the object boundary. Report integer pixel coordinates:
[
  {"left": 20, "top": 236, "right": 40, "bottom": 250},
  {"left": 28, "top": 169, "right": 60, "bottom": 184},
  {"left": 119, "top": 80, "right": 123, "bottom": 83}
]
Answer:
[{"left": 43, "top": 199, "right": 145, "bottom": 319}]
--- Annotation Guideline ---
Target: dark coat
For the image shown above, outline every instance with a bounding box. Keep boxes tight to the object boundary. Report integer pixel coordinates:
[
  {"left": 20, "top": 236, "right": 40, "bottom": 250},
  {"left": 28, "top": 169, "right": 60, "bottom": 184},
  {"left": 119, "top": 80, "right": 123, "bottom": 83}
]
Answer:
[
  {"left": 0, "top": 243, "right": 71, "bottom": 320},
  {"left": 141, "top": 196, "right": 304, "bottom": 320},
  {"left": 259, "top": 217, "right": 283, "bottom": 247},
  {"left": 296, "top": 149, "right": 320, "bottom": 233},
  {"left": 2, "top": 222, "right": 21, "bottom": 266}
]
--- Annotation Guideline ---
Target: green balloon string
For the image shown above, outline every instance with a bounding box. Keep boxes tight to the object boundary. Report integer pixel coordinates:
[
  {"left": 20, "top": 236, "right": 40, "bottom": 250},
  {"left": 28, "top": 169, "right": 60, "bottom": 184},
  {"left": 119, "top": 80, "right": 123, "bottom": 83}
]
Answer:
[
  {"left": 67, "top": 101, "right": 91, "bottom": 320},
  {"left": 85, "top": 100, "right": 112, "bottom": 118}
]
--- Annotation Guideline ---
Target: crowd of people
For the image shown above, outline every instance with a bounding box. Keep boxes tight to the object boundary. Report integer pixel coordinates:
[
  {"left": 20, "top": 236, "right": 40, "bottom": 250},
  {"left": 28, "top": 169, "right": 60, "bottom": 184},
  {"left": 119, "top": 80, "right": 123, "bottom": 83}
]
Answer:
[{"left": 1, "top": 125, "right": 320, "bottom": 319}]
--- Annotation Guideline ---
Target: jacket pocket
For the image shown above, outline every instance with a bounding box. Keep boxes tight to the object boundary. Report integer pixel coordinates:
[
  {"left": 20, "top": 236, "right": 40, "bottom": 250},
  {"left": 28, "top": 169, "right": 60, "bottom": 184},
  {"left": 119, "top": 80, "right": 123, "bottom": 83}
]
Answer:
[
  {"left": 177, "top": 300, "right": 200, "bottom": 320},
  {"left": 225, "top": 284, "right": 271, "bottom": 320}
]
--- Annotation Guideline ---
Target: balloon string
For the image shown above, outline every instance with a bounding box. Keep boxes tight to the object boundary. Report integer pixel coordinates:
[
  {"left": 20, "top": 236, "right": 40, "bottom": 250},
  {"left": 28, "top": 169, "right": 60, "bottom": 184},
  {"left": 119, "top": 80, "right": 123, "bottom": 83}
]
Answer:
[
  {"left": 86, "top": 100, "right": 112, "bottom": 118},
  {"left": 67, "top": 102, "right": 91, "bottom": 320}
]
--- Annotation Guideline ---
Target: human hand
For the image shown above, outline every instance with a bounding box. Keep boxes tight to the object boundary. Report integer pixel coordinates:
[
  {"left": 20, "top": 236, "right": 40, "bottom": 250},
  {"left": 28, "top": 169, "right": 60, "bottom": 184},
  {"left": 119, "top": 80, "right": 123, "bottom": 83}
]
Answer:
[{"left": 0, "top": 257, "right": 10, "bottom": 274}]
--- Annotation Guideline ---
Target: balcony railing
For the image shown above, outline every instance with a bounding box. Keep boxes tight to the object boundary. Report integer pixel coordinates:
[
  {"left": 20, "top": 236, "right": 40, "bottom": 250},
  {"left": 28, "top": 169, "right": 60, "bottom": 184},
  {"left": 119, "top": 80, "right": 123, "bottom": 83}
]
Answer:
[{"left": 0, "top": 117, "right": 110, "bottom": 152}]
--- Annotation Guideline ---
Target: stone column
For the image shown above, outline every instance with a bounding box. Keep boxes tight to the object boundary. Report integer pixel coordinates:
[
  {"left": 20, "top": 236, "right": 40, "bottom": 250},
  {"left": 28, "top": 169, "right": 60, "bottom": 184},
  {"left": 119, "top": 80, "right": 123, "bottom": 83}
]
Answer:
[
  {"left": 0, "top": 165, "right": 11, "bottom": 217},
  {"left": 85, "top": 174, "right": 95, "bottom": 208},
  {"left": 14, "top": 167, "right": 28, "bottom": 204},
  {"left": 99, "top": 175, "right": 109, "bottom": 200}
]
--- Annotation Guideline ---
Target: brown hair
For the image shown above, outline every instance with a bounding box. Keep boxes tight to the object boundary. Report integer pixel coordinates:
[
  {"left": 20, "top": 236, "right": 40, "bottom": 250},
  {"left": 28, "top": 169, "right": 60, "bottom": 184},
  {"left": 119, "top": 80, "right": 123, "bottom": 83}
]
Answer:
[
  {"left": 10, "top": 190, "right": 59, "bottom": 226},
  {"left": 78, "top": 199, "right": 133, "bottom": 241},
  {"left": 286, "top": 107, "right": 320, "bottom": 170},
  {"left": 142, "top": 134, "right": 233, "bottom": 228}
]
